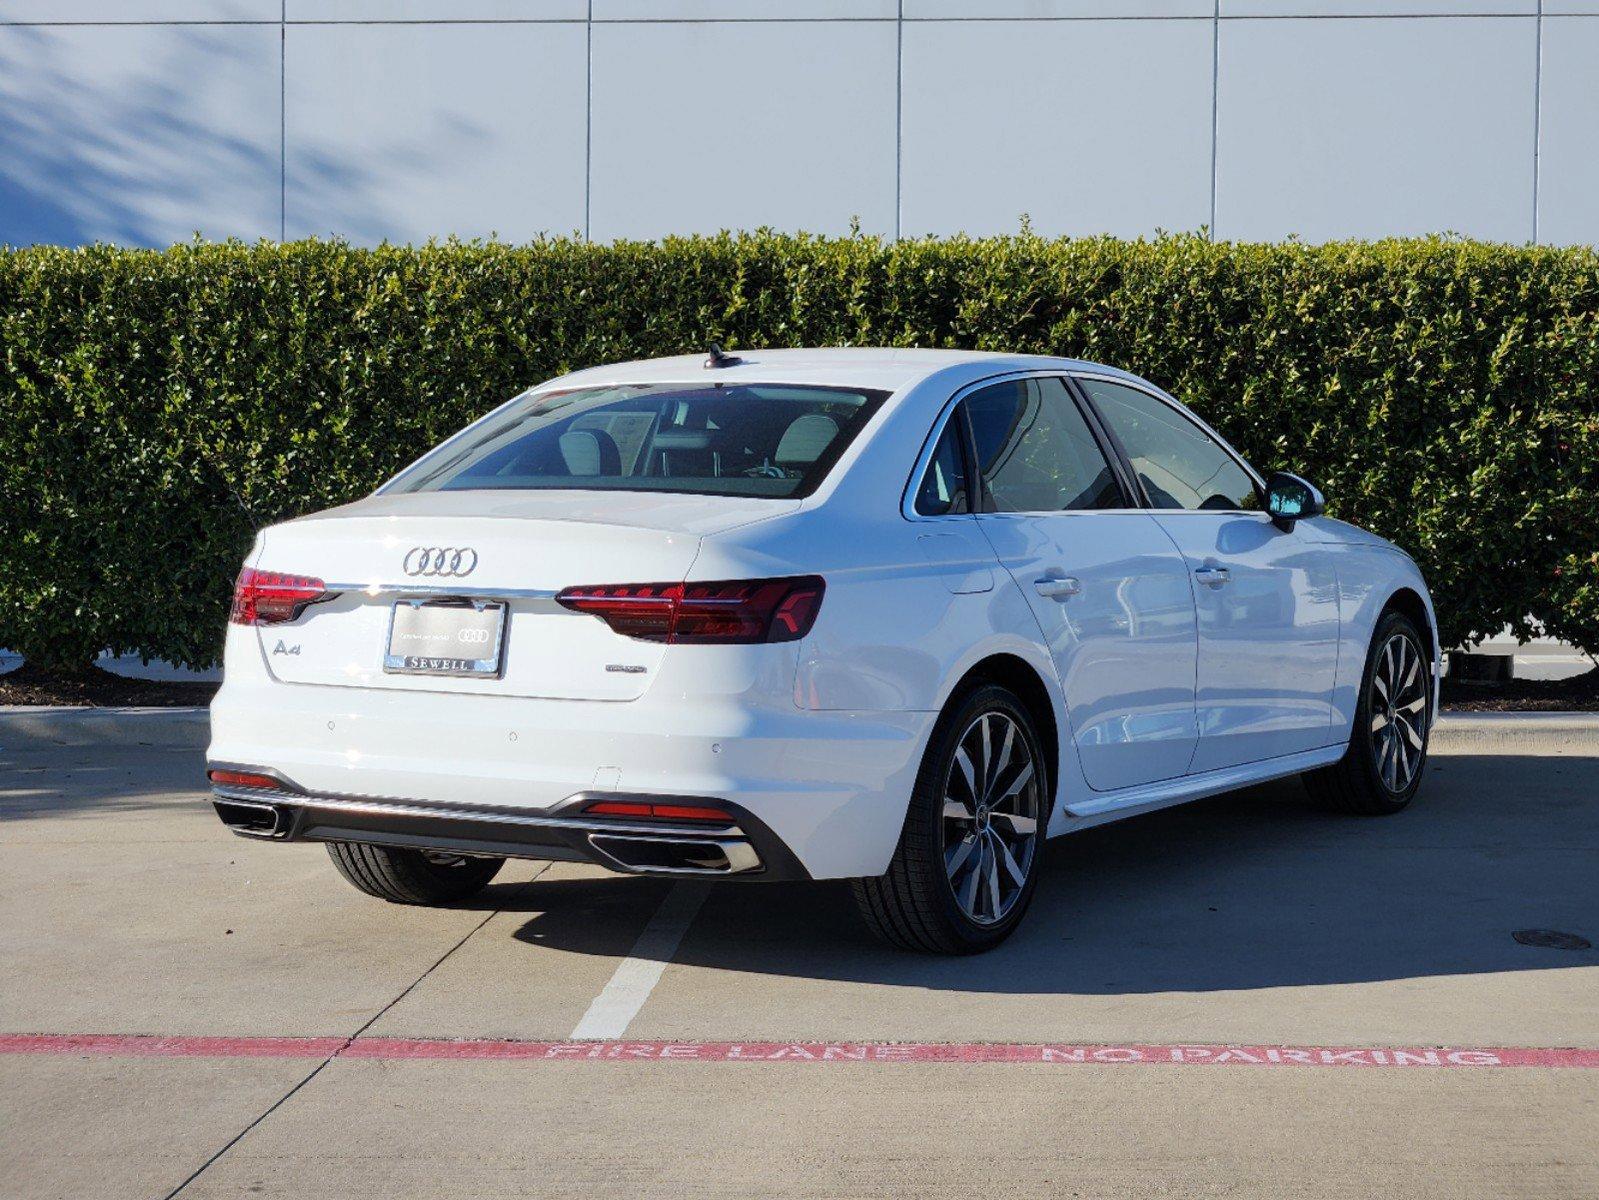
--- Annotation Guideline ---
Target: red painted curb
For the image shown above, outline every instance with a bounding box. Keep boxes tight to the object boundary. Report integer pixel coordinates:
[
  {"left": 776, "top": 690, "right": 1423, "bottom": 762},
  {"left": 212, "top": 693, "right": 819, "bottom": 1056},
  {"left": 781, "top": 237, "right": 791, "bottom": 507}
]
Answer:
[{"left": 4, "top": 1033, "right": 1597, "bottom": 1069}]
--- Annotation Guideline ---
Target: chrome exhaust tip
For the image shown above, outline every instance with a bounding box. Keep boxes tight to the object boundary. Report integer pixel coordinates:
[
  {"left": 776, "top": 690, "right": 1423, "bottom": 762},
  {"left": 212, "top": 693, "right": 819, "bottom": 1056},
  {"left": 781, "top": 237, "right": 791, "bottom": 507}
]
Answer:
[
  {"left": 213, "top": 797, "right": 290, "bottom": 839},
  {"left": 587, "top": 832, "right": 762, "bottom": 876}
]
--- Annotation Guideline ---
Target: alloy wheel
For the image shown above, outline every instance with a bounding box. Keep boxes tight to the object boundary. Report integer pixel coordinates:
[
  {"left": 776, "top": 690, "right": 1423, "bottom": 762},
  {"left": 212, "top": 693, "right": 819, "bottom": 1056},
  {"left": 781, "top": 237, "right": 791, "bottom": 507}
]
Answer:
[
  {"left": 941, "top": 711, "right": 1042, "bottom": 926},
  {"left": 1369, "top": 632, "right": 1427, "bottom": 792}
]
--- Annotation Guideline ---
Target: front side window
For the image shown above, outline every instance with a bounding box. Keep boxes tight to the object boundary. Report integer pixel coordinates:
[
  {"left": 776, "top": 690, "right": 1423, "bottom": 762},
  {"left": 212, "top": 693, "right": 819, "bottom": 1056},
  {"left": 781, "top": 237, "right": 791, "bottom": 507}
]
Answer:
[
  {"left": 1078, "top": 379, "right": 1258, "bottom": 512},
  {"left": 963, "top": 377, "right": 1124, "bottom": 513},
  {"left": 914, "top": 417, "right": 971, "bottom": 516},
  {"left": 390, "top": 383, "right": 890, "bottom": 499}
]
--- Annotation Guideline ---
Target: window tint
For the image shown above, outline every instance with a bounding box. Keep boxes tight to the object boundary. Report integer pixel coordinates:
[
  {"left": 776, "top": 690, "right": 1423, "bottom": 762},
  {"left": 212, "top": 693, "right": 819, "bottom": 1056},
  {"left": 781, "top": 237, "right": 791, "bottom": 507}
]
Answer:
[
  {"left": 914, "top": 416, "right": 971, "bottom": 515},
  {"left": 963, "top": 378, "right": 1123, "bottom": 513},
  {"left": 1079, "top": 379, "right": 1258, "bottom": 512},
  {"left": 390, "top": 383, "right": 889, "bottom": 499}
]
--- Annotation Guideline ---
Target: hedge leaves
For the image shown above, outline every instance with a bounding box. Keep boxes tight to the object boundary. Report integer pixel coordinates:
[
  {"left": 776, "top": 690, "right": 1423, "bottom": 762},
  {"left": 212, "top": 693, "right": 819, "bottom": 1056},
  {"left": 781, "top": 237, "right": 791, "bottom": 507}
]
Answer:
[{"left": 1, "top": 233, "right": 1595, "bottom": 669}]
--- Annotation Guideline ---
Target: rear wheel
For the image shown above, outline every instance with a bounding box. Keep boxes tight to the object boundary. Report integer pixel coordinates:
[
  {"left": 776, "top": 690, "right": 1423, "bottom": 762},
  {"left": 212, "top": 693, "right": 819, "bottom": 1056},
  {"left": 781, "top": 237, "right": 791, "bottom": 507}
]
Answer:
[
  {"left": 326, "top": 842, "right": 504, "bottom": 905},
  {"left": 1305, "top": 610, "right": 1431, "bottom": 815},
  {"left": 853, "top": 684, "right": 1046, "bottom": 954}
]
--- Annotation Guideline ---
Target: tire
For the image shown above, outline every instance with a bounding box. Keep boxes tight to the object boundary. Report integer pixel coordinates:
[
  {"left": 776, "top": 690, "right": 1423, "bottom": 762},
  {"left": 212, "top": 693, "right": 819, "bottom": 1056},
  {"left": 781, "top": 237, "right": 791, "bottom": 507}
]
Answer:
[
  {"left": 852, "top": 683, "right": 1047, "bottom": 954},
  {"left": 325, "top": 842, "right": 505, "bottom": 905},
  {"left": 1305, "top": 609, "right": 1431, "bottom": 815}
]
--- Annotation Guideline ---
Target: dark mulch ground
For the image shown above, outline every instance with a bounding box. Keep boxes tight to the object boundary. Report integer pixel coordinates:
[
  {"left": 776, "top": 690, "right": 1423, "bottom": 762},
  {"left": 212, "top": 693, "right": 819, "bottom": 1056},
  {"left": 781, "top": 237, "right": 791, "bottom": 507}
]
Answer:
[
  {"left": 3, "top": 662, "right": 1596, "bottom": 712},
  {"left": 1439, "top": 666, "right": 1599, "bottom": 712},
  {"left": 0, "top": 662, "right": 219, "bottom": 708}
]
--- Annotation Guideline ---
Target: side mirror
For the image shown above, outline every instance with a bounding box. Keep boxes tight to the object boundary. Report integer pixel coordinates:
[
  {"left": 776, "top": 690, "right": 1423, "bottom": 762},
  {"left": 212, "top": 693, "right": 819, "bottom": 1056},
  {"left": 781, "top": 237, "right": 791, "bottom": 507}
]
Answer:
[{"left": 1263, "top": 472, "right": 1325, "bottom": 531}]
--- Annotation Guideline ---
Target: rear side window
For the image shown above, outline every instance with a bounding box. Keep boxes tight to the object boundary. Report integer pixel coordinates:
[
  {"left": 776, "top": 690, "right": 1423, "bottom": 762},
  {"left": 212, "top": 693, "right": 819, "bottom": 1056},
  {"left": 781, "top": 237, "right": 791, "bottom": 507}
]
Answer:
[
  {"left": 914, "top": 418, "right": 971, "bottom": 515},
  {"left": 390, "top": 382, "right": 890, "bottom": 500},
  {"left": 964, "top": 377, "right": 1124, "bottom": 513},
  {"left": 1078, "top": 379, "right": 1258, "bottom": 511}
]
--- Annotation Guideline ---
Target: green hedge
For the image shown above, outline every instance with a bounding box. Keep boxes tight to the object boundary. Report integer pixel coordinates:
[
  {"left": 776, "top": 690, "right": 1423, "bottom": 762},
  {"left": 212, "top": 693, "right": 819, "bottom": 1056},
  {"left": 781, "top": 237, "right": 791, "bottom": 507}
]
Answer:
[{"left": 2, "top": 233, "right": 1596, "bottom": 670}]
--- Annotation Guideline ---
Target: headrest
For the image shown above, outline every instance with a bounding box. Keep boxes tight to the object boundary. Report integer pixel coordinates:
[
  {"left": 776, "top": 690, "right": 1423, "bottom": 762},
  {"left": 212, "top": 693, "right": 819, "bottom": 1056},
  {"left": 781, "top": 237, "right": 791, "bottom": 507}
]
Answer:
[
  {"left": 774, "top": 413, "right": 839, "bottom": 466},
  {"left": 651, "top": 429, "right": 716, "bottom": 451},
  {"left": 560, "top": 429, "right": 622, "bottom": 476}
]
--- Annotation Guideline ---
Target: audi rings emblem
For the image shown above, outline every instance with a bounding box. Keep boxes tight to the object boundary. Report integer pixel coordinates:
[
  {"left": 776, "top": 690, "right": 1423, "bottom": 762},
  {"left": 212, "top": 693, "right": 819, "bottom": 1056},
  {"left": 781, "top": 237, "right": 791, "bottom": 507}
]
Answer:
[{"left": 403, "top": 546, "right": 479, "bottom": 578}]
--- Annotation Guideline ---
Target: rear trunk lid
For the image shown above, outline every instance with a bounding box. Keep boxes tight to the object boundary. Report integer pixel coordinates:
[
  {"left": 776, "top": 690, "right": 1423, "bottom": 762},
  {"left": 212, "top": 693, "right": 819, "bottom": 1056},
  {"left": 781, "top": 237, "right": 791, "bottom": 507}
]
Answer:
[{"left": 249, "top": 490, "right": 797, "bottom": 701}]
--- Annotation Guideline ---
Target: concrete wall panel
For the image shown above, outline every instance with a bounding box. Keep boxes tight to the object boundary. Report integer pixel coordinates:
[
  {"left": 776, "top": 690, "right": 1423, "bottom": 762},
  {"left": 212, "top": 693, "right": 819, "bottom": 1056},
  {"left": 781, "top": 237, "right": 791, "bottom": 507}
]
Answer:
[
  {"left": 284, "top": 22, "right": 588, "bottom": 244},
  {"left": 0, "top": 23, "right": 280, "bottom": 246},
  {"left": 1535, "top": 16, "right": 1599, "bottom": 246},
  {"left": 900, "top": 18, "right": 1213, "bottom": 238},
  {"left": 1214, "top": 16, "right": 1537, "bottom": 242},
  {"left": 589, "top": 20, "right": 898, "bottom": 240},
  {"left": 285, "top": 1, "right": 585, "bottom": 20},
  {"left": 907, "top": 1, "right": 1210, "bottom": 17},
  {"left": 0, "top": 6, "right": 1588, "bottom": 248},
  {"left": 595, "top": 1, "right": 896, "bottom": 18},
  {"left": 1221, "top": 2, "right": 1533, "bottom": 14},
  {"left": 0, "top": 1, "right": 276, "bottom": 20}
]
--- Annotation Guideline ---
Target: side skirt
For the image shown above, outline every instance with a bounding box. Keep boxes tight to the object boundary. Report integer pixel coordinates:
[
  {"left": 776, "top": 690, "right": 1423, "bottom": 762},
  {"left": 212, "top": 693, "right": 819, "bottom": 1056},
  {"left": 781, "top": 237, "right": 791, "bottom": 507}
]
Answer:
[{"left": 1048, "top": 742, "right": 1348, "bottom": 836}]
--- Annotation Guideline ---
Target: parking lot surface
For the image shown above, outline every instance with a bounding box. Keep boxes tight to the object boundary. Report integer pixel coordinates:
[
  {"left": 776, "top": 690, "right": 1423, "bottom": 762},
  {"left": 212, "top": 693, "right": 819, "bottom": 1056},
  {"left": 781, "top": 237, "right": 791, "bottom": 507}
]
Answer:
[{"left": 3, "top": 711, "right": 1596, "bottom": 1198}]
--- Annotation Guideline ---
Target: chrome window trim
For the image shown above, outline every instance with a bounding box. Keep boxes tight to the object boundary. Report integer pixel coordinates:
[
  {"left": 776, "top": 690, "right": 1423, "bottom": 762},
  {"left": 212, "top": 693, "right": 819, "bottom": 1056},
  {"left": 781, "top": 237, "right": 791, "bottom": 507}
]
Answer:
[
  {"left": 1068, "top": 372, "right": 1267, "bottom": 511},
  {"left": 899, "top": 369, "right": 1146, "bottom": 522},
  {"left": 900, "top": 386, "right": 971, "bottom": 523}
]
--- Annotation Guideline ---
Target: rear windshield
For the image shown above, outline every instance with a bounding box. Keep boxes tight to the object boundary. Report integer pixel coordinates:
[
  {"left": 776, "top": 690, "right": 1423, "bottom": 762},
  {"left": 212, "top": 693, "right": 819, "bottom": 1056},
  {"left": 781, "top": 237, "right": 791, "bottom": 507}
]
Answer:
[{"left": 390, "top": 382, "right": 891, "bottom": 499}]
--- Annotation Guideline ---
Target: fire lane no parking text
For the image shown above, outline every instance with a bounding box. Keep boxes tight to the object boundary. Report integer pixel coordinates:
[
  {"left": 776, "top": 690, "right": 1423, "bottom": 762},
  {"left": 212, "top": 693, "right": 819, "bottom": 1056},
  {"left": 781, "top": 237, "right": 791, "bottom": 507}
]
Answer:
[{"left": 4, "top": 1035, "right": 1596, "bottom": 1070}]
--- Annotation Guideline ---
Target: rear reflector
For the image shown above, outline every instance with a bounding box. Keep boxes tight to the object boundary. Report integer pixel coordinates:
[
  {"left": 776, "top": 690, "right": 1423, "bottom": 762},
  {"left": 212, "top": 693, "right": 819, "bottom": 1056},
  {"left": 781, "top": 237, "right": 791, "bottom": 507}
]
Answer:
[
  {"left": 230, "top": 567, "right": 328, "bottom": 626},
  {"left": 208, "top": 768, "right": 284, "bottom": 792},
  {"left": 556, "top": 576, "right": 824, "bottom": 644},
  {"left": 583, "top": 800, "right": 734, "bottom": 825}
]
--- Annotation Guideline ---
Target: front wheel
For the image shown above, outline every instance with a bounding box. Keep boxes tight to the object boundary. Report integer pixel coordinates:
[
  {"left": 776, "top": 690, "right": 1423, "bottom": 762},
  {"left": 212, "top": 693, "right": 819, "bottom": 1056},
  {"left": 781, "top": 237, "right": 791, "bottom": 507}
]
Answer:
[
  {"left": 1305, "top": 609, "right": 1431, "bottom": 815},
  {"left": 853, "top": 684, "right": 1046, "bottom": 954},
  {"left": 326, "top": 842, "right": 504, "bottom": 905}
]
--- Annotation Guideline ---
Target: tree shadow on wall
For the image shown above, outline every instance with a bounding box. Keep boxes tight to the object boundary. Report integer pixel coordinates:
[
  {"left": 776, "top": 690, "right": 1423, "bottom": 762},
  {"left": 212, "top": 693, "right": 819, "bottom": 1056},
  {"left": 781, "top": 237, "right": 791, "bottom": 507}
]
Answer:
[
  {"left": 0, "top": 24, "right": 280, "bottom": 245},
  {"left": 0, "top": 22, "right": 492, "bottom": 247}
]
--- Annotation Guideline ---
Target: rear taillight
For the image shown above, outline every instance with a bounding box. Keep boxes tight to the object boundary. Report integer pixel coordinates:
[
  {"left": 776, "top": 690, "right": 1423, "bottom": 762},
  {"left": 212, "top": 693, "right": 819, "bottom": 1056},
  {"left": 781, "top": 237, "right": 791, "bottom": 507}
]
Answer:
[
  {"left": 555, "top": 576, "right": 824, "bottom": 645},
  {"left": 229, "top": 567, "right": 328, "bottom": 626}
]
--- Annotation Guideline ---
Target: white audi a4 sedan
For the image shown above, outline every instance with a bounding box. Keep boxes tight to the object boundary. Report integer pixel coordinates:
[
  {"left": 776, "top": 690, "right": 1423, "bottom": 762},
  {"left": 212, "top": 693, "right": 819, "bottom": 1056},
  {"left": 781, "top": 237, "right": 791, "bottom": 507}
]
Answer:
[{"left": 209, "top": 348, "right": 1438, "bottom": 953}]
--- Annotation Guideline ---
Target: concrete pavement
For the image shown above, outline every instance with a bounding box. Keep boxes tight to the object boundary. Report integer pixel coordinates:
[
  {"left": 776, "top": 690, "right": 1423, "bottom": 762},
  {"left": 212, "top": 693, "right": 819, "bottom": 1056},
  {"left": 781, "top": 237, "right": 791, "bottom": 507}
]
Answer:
[{"left": 2, "top": 712, "right": 1595, "bottom": 1198}]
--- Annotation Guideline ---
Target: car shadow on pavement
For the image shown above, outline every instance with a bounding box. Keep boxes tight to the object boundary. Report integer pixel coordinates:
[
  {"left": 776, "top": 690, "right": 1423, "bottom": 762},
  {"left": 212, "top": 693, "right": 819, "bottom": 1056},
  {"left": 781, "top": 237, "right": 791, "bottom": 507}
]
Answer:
[{"left": 500, "top": 752, "right": 1599, "bottom": 994}]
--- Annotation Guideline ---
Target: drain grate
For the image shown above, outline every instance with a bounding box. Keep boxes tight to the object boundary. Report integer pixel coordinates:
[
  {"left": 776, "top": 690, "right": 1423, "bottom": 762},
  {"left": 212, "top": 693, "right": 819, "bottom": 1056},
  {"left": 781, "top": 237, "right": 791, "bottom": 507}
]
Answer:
[{"left": 1512, "top": 929, "right": 1592, "bottom": 950}]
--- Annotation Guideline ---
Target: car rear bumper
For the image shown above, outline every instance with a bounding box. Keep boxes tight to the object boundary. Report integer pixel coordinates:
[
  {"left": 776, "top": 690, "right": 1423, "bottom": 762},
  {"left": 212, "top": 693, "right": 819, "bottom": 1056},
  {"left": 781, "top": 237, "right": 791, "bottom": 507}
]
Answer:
[
  {"left": 209, "top": 770, "right": 809, "bottom": 879},
  {"left": 207, "top": 677, "right": 933, "bottom": 880}
]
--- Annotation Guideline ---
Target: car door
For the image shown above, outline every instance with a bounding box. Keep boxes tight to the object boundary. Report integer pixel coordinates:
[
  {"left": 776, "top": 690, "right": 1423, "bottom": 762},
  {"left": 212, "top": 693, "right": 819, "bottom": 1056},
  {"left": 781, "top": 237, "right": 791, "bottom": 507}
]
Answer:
[
  {"left": 953, "top": 375, "right": 1200, "bottom": 793},
  {"left": 1076, "top": 376, "right": 1341, "bottom": 773}
]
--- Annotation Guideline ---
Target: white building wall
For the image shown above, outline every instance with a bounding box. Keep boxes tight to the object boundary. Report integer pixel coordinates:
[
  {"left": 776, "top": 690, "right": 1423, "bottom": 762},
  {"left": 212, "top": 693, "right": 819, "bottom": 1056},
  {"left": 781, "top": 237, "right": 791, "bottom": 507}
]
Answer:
[{"left": 1, "top": 1, "right": 1594, "bottom": 247}]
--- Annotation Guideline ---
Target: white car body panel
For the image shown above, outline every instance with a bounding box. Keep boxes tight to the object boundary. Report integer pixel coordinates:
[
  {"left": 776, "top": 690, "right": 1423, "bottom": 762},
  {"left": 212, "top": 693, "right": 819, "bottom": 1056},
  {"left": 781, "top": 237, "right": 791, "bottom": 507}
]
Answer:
[
  {"left": 209, "top": 348, "right": 1440, "bottom": 882},
  {"left": 1150, "top": 509, "right": 1343, "bottom": 772},
  {"left": 976, "top": 509, "right": 1200, "bottom": 793}
]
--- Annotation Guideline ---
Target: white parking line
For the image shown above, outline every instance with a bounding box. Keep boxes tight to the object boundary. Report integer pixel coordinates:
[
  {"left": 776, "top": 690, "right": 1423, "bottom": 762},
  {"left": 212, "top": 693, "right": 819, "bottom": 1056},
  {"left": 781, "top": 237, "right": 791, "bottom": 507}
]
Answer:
[{"left": 570, "top": 881, "right": 710, "bottom": 1041}]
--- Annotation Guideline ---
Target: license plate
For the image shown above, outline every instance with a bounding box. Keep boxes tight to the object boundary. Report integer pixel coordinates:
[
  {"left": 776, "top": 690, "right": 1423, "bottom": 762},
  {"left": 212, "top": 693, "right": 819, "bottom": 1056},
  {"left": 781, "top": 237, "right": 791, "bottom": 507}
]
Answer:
[{"left": 383, "top": 600, "right": 507, "bottom": 678}]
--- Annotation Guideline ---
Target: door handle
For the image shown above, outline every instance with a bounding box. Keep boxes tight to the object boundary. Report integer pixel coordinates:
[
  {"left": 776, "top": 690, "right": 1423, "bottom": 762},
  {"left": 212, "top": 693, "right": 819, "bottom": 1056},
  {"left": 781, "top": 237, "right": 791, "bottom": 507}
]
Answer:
[
  {"left": 1034, "top": 576, "right": 1082, "bottom": 601},
  {"left": 1194, "top": 565, "right": 1231, "bottom": 587}
]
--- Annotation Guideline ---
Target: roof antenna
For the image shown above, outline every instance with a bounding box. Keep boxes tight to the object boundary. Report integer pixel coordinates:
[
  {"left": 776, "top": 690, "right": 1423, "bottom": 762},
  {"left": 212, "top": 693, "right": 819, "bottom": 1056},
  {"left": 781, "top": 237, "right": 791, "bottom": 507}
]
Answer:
[{"left": 704, "top": 343, "right": 743, "bottom": 370}]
